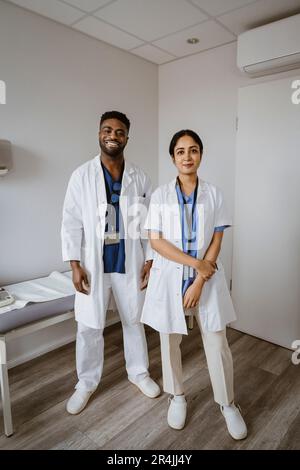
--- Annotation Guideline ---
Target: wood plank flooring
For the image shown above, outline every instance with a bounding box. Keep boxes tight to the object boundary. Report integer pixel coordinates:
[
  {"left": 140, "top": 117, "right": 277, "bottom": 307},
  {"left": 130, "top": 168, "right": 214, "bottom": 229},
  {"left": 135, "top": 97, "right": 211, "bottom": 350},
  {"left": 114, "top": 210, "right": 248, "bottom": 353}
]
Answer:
[{"left": 0, "top": 322, "right": 299, "bottom": 450}]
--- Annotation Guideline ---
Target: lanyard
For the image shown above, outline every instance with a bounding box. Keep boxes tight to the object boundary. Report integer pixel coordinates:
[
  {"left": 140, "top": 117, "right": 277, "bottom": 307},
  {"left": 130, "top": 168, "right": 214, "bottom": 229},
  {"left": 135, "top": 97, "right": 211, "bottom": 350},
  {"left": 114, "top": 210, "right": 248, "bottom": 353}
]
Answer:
[
  {"left": 176, "top": 177, "right": 198, "bottom": 252},
  {"left": 176, "top": 178, "right": 198, "bottom": 281},
  {"left": 101, "top": 162, "right": 124, "bottom": 239}
]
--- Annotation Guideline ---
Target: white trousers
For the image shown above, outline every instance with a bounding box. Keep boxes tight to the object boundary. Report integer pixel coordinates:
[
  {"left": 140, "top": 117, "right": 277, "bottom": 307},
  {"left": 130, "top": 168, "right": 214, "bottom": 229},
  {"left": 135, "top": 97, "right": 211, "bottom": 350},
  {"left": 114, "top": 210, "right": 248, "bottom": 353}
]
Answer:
[
  {"left": 75, "top": 273, "right": 149, "bottom": 392},
  {"left": 160, "top": 310, "right": 234, "bottom": 405}
]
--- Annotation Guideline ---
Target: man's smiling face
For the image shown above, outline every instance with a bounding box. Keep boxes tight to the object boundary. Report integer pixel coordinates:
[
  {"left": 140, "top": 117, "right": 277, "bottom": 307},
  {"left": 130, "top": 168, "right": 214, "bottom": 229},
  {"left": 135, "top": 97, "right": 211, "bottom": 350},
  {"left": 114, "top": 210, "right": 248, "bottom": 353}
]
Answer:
[{"left": 99, "top": 118, "right": 128, "bottom": 158}]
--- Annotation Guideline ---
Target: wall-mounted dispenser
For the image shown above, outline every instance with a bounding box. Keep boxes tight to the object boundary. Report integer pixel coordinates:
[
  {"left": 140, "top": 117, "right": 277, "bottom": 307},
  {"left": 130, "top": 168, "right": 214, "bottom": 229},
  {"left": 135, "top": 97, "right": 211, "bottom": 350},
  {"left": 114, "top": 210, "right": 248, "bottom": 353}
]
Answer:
[{"left": 0, "top": 140, "right": 12, "bottom": 176}]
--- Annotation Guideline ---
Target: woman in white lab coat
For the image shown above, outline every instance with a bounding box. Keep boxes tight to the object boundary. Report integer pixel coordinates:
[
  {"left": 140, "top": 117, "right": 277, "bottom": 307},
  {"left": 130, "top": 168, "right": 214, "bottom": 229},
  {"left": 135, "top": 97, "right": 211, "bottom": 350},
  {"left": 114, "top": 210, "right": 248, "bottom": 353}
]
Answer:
[{"left": 141, "top": 129, "right": 247, "bottom": 440}]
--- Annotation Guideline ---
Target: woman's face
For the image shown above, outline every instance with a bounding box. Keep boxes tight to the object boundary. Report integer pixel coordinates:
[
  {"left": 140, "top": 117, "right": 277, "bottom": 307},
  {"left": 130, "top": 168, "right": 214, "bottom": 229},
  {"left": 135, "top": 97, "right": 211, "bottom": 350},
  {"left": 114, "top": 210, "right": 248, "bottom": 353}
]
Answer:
[{"left": 172, "top": 135, "right": 202, "bottom": 175}]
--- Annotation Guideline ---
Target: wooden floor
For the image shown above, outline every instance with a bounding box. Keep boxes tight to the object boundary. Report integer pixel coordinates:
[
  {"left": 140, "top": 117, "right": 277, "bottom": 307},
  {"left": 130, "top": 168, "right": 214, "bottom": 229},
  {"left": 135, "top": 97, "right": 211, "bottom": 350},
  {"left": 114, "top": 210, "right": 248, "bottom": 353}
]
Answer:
[{"left": 1, "top": 322, "right": 300, "bottom": 450}]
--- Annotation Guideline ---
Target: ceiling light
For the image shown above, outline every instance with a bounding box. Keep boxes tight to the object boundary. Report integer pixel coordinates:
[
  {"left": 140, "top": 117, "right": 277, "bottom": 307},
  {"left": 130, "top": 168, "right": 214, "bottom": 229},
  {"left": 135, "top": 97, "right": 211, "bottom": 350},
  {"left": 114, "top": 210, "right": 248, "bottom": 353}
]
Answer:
[{"left": 187, "top": 37, "right": 199, "bottom": 45}]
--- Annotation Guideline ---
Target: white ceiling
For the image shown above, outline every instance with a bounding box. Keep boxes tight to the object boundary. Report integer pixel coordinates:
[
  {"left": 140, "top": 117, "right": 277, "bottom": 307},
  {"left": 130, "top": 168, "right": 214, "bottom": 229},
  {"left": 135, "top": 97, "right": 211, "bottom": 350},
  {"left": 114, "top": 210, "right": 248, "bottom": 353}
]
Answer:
[{"left": 6, "top": 0, "right": 300, "bottom": 64}]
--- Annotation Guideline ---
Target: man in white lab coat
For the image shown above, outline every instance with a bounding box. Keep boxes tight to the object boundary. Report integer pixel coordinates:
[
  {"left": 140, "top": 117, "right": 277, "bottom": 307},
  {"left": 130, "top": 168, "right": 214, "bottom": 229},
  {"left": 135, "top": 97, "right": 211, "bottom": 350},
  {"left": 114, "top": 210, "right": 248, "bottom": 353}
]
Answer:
[{"left": 61, "top": 111, "right": 160, "bottom": 414}]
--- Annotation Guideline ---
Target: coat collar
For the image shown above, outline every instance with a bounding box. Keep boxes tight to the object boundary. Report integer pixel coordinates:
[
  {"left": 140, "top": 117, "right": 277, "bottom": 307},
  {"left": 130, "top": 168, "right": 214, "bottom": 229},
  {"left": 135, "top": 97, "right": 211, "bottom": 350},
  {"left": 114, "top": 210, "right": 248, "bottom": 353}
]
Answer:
[
  {"left": 93, "top": 154, "right": 135, "bottom": 175},
  {"left": 166, "top": 176, "right": 208, "bottom": 203},
  {"left": 93, "top": 154, "right": 135, "bottom": 192}
]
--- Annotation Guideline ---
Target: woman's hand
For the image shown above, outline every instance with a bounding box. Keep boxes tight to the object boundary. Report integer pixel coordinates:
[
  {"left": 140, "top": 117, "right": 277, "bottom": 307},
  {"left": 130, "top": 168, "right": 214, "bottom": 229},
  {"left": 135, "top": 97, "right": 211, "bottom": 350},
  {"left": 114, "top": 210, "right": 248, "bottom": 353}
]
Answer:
[
  {"left": 194, "top": 259, "right": 216, "bottom": 281},
  {"left": 183, "top": 277, "right": 204, "bottom": 309}
]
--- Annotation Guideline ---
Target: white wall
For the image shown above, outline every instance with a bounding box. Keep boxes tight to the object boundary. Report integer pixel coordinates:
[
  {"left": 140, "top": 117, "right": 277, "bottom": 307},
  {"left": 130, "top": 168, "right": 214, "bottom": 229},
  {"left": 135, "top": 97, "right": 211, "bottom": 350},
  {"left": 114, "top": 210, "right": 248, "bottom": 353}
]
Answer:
[
  {"left": 159, "top": 42, "right": 300, "bottom": 285},
  {"left": 2, "top": 0, "right": 299, "bottom": 366},
  {"left": 0, "top": 0, "right": 158, "bottom": 366},
  {"left": 0, "top": 0, "right": 158, "bottom": 286},
  {"left": 232, "top": 76, "right": 300, "bottom": 349}
]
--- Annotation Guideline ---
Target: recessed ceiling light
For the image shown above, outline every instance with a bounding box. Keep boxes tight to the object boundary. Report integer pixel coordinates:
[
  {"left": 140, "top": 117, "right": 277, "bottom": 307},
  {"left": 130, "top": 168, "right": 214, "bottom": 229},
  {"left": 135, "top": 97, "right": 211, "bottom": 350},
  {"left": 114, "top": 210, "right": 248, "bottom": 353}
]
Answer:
[{"left": 187, "top": 37, "right": 199, "bottom": 45}]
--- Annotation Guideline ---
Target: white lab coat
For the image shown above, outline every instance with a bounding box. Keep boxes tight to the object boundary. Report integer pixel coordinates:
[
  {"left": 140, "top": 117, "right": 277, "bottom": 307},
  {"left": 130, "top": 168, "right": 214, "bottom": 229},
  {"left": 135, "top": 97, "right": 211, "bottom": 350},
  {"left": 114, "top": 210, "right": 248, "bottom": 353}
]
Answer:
[
  {"left": 61, "top": 155, "right": 152, "bottom": 329},
  {"left": 141, "top": 178, "right": 236, "bottom": 335}
]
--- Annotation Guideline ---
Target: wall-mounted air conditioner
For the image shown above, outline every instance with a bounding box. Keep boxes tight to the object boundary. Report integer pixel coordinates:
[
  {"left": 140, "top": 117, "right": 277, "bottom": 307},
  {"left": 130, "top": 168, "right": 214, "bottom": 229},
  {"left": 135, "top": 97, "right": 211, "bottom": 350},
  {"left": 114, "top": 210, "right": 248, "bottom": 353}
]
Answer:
[{"left": 237, "top": 14, "right": 300, "bottom": 77}]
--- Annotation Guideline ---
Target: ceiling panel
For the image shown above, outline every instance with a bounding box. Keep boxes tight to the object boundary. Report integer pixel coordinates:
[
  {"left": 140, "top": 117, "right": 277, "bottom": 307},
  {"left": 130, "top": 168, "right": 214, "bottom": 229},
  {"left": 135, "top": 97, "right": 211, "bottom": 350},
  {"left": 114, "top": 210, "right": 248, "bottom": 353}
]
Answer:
[
  {"left": 131, "top": 44, "right": 176, "bottom": 64},
  {"left": 94, "top": 0, "right": 208, "bottom": 42},
  {"left": 190, "top": 0, "right": 257, "bottom": 17},
  {"left": 8, "top": 0, "right": 84, "bottom": 25},
  {"left": 73, "top": 15, "right": 143, "bottom": 49},
  {"left": 218, "top": 0, "right": 300, "bottom": 35},
  {"left": 153, "top": 20, "right": 235, "bottom": 57},
  {"left": 62, "top": 0, "right": 115, "bottom": 13},
  {"left": 7, "top": 0, "right": 300, "bottom": 65}
]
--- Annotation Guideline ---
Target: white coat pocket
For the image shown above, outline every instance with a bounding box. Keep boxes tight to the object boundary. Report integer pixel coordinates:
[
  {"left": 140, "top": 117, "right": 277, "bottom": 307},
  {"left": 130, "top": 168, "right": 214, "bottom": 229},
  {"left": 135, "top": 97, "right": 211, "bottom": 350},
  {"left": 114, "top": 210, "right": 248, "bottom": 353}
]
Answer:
[
  {"left": 199, "top": 264, "right": 236, "bottom": 331},
  {"left": 147, "top": 264, "right": 165, "bottom": 301}
]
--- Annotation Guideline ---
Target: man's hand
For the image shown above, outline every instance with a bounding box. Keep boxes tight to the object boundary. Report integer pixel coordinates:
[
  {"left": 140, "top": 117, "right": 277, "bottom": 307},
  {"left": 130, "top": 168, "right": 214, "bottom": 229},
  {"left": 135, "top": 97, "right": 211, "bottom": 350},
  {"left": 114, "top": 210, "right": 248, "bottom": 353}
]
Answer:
[
  {"left": 195, "top": 259, "right": 216, "bottom": 281},
  {"left": 71, "top": 261, "right": 90, "bottom": 295},
  {"left": 140, "top": 260, "right": 153, "bottom": 290},
  {"left": 183, "top": 277, "right": 204, "bottom": 309}
]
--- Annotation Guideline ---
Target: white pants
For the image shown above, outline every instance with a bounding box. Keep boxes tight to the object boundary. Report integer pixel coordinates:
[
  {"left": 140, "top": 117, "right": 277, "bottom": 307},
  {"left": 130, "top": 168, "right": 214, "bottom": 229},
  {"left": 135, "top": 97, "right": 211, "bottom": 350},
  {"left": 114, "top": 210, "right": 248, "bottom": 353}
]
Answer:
[
  {"left": 75, "top": 273, "right": 149, "bottom": 392},
  {"left": 160, "top": 310, "right": 234, "bottom": 406}
]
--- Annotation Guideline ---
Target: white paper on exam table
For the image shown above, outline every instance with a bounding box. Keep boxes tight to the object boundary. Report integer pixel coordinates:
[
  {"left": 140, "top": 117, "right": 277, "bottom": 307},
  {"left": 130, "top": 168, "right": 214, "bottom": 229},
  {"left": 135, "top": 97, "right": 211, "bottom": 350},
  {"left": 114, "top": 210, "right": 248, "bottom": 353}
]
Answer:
[{"left": 0, "top": 271, "right": 75, "bottom": 315}]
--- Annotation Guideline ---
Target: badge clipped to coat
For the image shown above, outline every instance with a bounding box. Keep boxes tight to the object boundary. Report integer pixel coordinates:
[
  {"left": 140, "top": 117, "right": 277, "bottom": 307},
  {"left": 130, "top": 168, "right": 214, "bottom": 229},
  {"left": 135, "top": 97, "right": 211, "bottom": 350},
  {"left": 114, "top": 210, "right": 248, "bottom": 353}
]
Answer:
[
  {"left": 104, "top": 231, "right": 120, "bottom": 245},
  {"left": 104, "top": 205, "right": 120, "bottom": 245}
]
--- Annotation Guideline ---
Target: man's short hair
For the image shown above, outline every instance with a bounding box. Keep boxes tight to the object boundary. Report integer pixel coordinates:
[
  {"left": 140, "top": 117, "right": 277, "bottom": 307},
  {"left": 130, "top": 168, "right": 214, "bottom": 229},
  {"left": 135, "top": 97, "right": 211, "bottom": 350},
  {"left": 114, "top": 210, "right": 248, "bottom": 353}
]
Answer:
[{"left": 100, "top": 111, "right": 130, "bottom": 132}]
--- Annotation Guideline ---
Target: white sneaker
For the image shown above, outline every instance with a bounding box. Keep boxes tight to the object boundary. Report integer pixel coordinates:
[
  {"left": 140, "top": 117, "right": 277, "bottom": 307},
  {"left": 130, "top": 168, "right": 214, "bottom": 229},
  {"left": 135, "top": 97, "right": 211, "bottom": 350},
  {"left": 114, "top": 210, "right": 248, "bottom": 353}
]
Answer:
[
  {"left": 130, "top": 376, "right": 161, "bottom": 398},
  {"left": 167, "top": 395, "right": 187, "bottom": 430},
  {"left": 220, "top": 403, "right": 247, "bottom": 440},
  {"left": 66, "top": 389, "right": 94, "bottom": 415}
]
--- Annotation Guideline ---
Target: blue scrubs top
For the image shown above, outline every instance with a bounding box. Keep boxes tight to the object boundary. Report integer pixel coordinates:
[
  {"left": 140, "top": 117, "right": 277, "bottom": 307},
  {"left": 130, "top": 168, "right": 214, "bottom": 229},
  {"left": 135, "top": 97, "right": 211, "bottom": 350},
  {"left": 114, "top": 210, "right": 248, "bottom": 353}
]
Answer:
[
  {"left": 102, "top": 163, "right": 126, "bottom": 273},
  {"left": 175, "top": 183, "right": 229, "bottom": 296}
]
